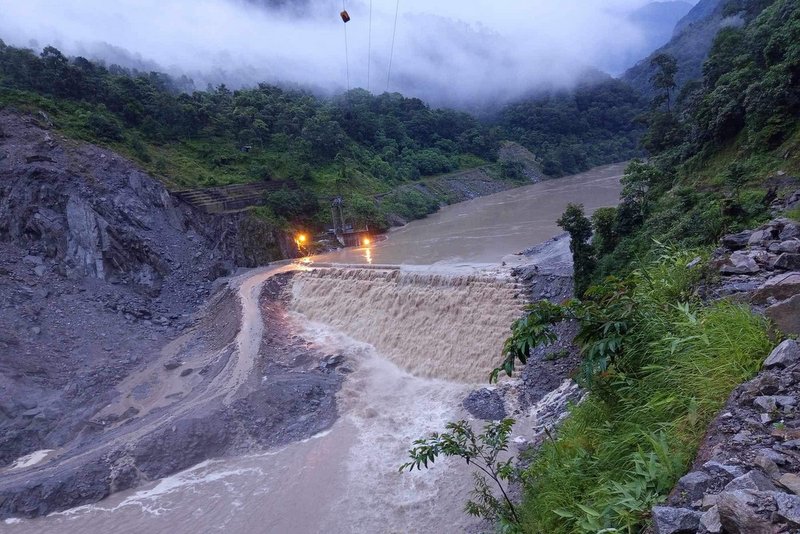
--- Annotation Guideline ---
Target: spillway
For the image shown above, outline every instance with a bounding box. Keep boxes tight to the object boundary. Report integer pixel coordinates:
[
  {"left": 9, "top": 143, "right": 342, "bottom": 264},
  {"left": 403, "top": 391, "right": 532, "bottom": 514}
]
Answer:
[{"left": 291, "top": 268, "right": 524, "bottom": 382}]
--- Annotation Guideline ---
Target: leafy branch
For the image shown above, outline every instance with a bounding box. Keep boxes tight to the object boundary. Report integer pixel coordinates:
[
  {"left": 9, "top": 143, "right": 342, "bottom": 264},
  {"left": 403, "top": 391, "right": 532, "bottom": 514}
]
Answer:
[
  {"left": 400, "top": 418, "right": 521, "bottom": 527},
  {"left": 491, "top": 300, "right": 575, "bottom": 383}
]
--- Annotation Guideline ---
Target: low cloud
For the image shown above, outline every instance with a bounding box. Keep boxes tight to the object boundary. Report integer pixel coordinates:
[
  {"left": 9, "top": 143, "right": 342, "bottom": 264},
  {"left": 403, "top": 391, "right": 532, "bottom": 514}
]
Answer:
[{"left": 0, "top": 0, "right": 687, "bottom": 106}]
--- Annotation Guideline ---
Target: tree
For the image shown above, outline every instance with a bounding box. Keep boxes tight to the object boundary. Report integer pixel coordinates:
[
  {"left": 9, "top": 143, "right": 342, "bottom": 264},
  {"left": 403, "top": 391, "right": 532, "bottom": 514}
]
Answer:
[
  {"left": 592, "top": 207, "right": 618, "bottom": 255},
  {"left": 650, "top": 53, "right": 678, "bottom": 111},
  {"left": 400, "top": 419, "right": 521, "bottom": 529},
  {"left": 557, "top": 203, "right": 596, "bottom": 296}
]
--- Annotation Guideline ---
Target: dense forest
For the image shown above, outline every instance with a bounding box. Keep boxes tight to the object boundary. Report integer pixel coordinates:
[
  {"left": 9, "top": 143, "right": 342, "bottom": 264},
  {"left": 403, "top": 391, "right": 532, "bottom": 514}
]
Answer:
[
  {"left": 595, "top": 0, "right": 800, "bottom": 278},
  {"left": 0, "top": 39, "right": 644, "bottom": 231}
]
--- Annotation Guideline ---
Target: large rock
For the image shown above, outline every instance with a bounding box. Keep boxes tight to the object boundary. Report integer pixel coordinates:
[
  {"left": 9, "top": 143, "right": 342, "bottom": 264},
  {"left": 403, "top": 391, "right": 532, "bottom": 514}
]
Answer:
[
  {"left": 652, "top": 506, "right": 702, "bottom": 534},
  {"left": 722, "top": 231, "right": 754, "bottom": 250},
  {"left": 774, "top": 491, "right": 800, "bottom": 526},
  {"left": 717, "top": 490, "right": 775, "bottom": 534},
  {"left": 748, "top": 228, "right": 773, "bottom": 247},
  {"left": 779, "top": 240, "right": 800, "bottom": 254},
  {"left": 462, "top": 388, "right": 506, "bottom": 421},
  {"left": 750, "top": 272, "right": 800, "bottom": 304},
  {"left": 775, "top": 253, "right": 800, "bottom": 271},
  {"left": 721, "top": 251, "right": 761, "bottom": 275},
  {"left": 700, "top": 505, "right": 722, "bottom": 533},
  {"left": 764, "top": 340, "right": 800, "bottom": 369},
  {"left": 786, "top": 190, "right": 800, "bottom": 209},
  {"left": 724, "top": 470, "right": 777, "bottom": 492},
  {"left": 778, "top": 473, "right": 800, "bottom": 495},
  {"left": 703, "top": 461, "right": 746, "bottom": 481},
  {"left": 765, "top": 294, "right": 800, "bottom": 335},
  {"left": 675, "top": 471, "right": 712, "bottom": 502},
  {"left": 779, "top": 223, "right": 800, "bottom": 241}
]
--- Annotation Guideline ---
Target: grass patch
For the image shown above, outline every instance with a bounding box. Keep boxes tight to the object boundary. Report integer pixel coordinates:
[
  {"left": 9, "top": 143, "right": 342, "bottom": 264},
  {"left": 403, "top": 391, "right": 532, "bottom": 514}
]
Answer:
[{"left": 518, "top": 250, "right": 773, "bottom": 533}]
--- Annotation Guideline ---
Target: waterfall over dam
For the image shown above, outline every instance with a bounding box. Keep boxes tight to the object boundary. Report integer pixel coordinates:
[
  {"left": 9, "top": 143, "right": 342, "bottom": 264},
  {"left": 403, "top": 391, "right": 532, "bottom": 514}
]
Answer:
[{"left": 290, "top": 268, "right": 526, "bottom": 383}]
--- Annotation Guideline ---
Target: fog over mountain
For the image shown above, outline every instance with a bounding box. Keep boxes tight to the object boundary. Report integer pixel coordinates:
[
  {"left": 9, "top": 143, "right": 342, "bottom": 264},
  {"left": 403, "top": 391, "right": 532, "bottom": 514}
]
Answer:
[{"left": 0, "top": 0, "right": 697, "bottom": 106}]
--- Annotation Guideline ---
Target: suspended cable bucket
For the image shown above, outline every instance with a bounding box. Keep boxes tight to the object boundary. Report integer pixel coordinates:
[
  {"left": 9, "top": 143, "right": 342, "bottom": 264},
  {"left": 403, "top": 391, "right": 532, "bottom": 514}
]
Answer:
[
  {"left": 341, "top": 1, "right": 352, "bottom": 93},
  {"left": 338, "top": 1, "right": 401, "bottom": 94}
]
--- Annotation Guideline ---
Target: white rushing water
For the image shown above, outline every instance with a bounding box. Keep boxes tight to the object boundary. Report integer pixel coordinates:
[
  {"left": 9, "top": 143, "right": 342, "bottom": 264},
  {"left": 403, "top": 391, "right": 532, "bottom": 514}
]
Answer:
[{"left": 7, "top": 163, "right": 623, "bottom": 533}]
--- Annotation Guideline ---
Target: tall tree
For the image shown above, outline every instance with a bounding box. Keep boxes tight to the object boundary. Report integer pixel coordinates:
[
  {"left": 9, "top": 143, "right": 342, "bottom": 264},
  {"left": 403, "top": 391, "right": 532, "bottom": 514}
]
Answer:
[
  {"left": 649, "top": 53, "right": 678, "bottom": 111},
  {"left": 557, "top": 203, "right": 596, "bottom": 296}
]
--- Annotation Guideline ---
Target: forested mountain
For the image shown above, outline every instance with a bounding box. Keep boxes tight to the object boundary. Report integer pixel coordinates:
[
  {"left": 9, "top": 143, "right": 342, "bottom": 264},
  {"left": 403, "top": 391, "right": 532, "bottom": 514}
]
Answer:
[
  {"left": 497, "top": 75, "right": 643, "bottom": 176},
  {"left": 0, "top": 39, "right": 644, "bottom": 231},
  {"left": 600, "top": 0, "right": 799, "bottom": 274},
  {"left": 615, "top": 1, "right": 694, "bottom": 72},
  {"left": 623, "top": 0, "right": 730, "bottom": 97}
]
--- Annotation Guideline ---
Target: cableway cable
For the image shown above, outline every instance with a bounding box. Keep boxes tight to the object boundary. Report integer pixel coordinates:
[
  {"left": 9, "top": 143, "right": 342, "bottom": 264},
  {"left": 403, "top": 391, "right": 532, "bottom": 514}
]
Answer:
[
  {"left": 386, "top": 0, "right": 400, "bottom": 93},
  {"left": 367, "top": 0, "right": 373, "bottom": 92},
  {"left": 343, "top": 0, "right": 350, "bottom": 92}
]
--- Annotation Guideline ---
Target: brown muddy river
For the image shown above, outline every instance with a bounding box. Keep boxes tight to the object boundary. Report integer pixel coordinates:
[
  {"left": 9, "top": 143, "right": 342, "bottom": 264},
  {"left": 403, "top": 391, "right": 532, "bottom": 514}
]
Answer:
[
  {"left": 313, "top": 162, "right": 624, "bottom": 266},
  {"left": 5, "top": 163, "right": 623, "bottom": 534}
]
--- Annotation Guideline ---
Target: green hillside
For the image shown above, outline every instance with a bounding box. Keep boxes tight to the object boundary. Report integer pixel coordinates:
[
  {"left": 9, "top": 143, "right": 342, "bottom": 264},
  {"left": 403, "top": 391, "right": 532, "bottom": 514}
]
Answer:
[{"left": 0, "top": 41, "right": 644, "bottom": 233}]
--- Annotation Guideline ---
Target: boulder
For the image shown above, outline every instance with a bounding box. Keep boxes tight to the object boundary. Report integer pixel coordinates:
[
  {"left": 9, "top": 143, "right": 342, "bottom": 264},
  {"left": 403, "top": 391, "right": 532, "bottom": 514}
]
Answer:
[
  {"left": 764, "top": 340, "right": 800, "bottom": 369},
  {"left": 699, "top": 505, "right": 722, "bottom": 533},
  {"left": 774, "top": 491, "right": 800, "bottom": 526},
  {"left": 723, "top": 231, "right": 754, "bottom": 250},
  {"left": 652, "top": 506, "right": 702, "bottom": 534},
  {"left": 703, "top": 461, "right": 746, "bottom": 481},
  {"left": 748, "top": 229, "right": 773, "bottom": 247},
  {"left": 724, "top": 470, "right": 777, "bottom": 492},
  {"left": 754, "top": 454, "right": 780, "bottom": 479},
  {"left": 676, "top": 471, "right": 712, "bottom": 502},
  {"left": 779, "top": 240, "right": 800, "bottom": 254},
  {"left": 750, "top": 272, "right": 800, "bottom": 304},
  {"left": 775, "top": 253, "right": 800, "bottom": 271},
  {"left": 786, "top": 190, "right": 800, "bottom": 210},
  {"left": 462, "top": 388, "right": 506, "bottom": 421},
  {"left": 779, "top": 223, "right": 800, "bottom": 241},
  {"left": 721, "top": 251, "right": 761, "bottom": 275},
  {"left": 778, "top": 474, "right": 800, "bottom": 495},
  {"left": 753, "top": 396, "right": 778, "bottom": 413},
  {"left": 717, "top": 490, "right": 775, "bottom": 534},
  {"left": 765, "top": 294, "right": 800, "bottom": 335}
]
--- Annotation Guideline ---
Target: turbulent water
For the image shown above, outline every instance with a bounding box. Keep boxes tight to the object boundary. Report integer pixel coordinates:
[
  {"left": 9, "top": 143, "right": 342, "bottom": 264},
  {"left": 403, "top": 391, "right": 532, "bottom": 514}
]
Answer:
[
  {"left": 291, "top": 269, "right": 524, "bottom": 382},
  {"left": 6, "top": 163, "right": 623, "bottom": 533}
]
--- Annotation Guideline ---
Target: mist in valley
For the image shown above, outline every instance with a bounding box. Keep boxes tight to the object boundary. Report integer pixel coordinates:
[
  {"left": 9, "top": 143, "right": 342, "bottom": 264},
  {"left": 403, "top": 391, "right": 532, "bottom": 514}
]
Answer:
[{"left": 0, "top": 0, "right": 695, "bottom": 107}]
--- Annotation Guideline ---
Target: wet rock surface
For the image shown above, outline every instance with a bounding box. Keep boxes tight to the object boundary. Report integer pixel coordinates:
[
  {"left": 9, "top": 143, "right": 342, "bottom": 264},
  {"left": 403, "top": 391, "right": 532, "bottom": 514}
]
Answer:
[
  {"left": 513, "top": 234, "right": 582, "bottom": 408},
  {"left": 463, "top": 388, "right": 507, "bottom": 420}
]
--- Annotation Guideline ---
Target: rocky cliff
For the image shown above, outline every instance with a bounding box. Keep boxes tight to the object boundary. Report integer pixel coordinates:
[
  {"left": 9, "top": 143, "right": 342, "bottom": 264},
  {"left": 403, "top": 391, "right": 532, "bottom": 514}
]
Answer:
[{"left": 0, "top": 109, "right": 290, "bottom": 472}]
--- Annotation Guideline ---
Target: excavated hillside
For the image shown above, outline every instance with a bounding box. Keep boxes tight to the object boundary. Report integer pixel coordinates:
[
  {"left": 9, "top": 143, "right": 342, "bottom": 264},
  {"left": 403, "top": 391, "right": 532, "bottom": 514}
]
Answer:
[{"left": 0, "top": 110, "right": 298, "bottom": 480}]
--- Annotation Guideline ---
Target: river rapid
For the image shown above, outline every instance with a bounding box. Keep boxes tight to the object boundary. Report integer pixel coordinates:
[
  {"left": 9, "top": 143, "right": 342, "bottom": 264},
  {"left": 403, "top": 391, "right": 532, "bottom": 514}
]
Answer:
[{"left": 5, "top": 163, "right": 623, "bottom": 533}]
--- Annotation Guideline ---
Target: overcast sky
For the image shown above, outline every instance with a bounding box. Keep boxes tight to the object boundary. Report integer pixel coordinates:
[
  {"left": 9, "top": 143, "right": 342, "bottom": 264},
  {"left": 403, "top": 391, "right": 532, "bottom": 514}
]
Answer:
[{"left": 0, "top": 0, "right": 695, "bottom": 106}]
